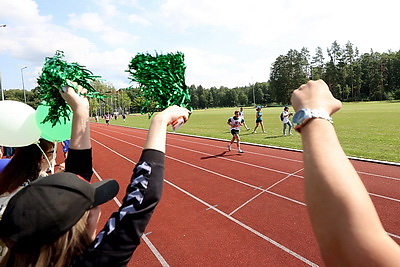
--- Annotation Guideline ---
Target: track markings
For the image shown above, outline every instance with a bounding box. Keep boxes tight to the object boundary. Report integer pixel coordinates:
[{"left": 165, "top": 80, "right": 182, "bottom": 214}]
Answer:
[
  {"left": 165, "top": 179, "right": 318, "bottom": 266},
  {"left": 206, "top": 204, "right": 218, "bottom": 210},
  {"left": 90, "top": 124, "right": 400, "bottom": 265},
  {"left": 91, "top": 136, "right": 318, "bottom": 265}
]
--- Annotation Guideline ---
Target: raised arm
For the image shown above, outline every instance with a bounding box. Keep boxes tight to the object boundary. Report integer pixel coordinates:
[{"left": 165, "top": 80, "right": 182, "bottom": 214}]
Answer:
[
  {"left": 60, "top": 83, "right": 91, "bottom": 150},
  {"left": 60, "top": 82, "right": 93, "bottom": 181},
  {"left": 75, "top": 105, "right": 190, "bottom": 265},
  {"left": 291, "top": 80, "right": 400, "bottom": 266},
  {"left": 144, "top": 105, "right": 190, "bottom": 153}
]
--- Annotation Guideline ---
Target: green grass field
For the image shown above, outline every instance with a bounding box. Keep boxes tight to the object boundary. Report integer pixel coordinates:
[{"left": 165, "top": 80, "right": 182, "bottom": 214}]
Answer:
[{"left": 98, "top": 101, "right": 400, "bottom": 163}]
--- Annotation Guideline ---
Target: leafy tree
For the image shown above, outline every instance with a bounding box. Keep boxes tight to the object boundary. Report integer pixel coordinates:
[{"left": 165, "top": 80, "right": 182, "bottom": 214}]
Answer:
[
  {"left": 269, "top": 49, "right": 309, "bottom": 104},
  {"left": 311, "top": 46, "right": 325, "bottom": 79}
]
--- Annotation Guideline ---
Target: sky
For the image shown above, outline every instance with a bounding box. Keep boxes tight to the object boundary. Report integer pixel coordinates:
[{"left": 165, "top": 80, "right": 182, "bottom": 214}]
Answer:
[{"left": 1, "top": 0, "right": 400, "bottom": 92}]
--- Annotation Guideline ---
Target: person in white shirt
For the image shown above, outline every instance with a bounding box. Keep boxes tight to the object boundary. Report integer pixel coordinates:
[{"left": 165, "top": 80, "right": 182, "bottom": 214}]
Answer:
[
  {"left": 227, "top": 110, "right": 244, "bottom": 153},
  {"left": 282, "top": 106, "right": 293, "bottom": 136},
  {"left": 239, "top": 107, "right": 250, "bottom": 130}
]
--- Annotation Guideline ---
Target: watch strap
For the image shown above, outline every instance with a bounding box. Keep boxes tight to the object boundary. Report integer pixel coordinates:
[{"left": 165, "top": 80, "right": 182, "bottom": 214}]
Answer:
[{"left": 294, "top": 109, "right": 333, "bottom": 133}]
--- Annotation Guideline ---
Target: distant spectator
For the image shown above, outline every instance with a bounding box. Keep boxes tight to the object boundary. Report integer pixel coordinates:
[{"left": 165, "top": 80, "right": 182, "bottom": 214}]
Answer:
[
  {"left": 281, "top": 106, "right": 293, "bottom": 136},
  {"left": 3, "top": 147, "right": 16, "bottom": 158},
  {"left": 62, "top": 139, "right": 70, "bottom": 159},
  {"left": 239, "top": 107, "right": 250, "bottom": 130},
  {"left": 252, "top": 107, "right": 265, "bottom": 134}
]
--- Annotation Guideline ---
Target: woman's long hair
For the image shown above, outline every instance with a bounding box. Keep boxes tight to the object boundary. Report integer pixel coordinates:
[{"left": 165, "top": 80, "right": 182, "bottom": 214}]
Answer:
[
  {"left": 0, "top": 139, "right": 54, "bottom": 195},
  {"left": 1, "top": 211, "right": 92, "bottom": 267}
]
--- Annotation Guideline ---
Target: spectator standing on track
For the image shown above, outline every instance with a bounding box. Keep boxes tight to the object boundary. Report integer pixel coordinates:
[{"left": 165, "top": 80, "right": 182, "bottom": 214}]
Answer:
[
  {"left": 227, "top": 110, "right": 244, "bottom": 153},
  {"left": 0, "top": 76, "right": 190, "bottom": 266},
  {"left": 239, "top": 107, "right": 250, "bottom": 130},
  {"left": 252, "top": 107, "right": 265, "bottom": 134},
  {"left": 291, "top": 79, "right": 400, "bottom": 266},
  {"left": 281, "top": 106, "right": 293, "bottom": 136}
]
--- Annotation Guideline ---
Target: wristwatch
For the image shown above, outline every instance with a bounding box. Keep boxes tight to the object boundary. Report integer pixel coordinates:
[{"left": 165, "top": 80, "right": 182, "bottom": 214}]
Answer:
[{"left": 293, "top": 108, "right": 333, "bottom": 133}]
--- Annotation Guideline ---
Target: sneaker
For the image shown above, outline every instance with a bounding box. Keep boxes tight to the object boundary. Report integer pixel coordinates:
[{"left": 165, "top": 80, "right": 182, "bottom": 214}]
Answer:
[
  {"left": 246, "top": 128, "right": 250, "bottom": 131},
  {"left": 238, "top": 149, "right": 244, "bottom": 153},
  {"left": 252, "top": 131, "right": 256, "bottom": 134},
  {"left": 227, "top": 144, "right": 231, "bottom": 151},
  {"left": 262, "top": 131, "right": 266, "bottom": 133}
]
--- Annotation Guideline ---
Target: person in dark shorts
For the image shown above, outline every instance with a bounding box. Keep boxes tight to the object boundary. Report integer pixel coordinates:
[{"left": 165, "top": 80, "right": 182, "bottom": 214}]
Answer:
[
  {"left": 252, "top": 106, "right": 265, "bottom": 133},
  {"left": 227, "top": 110, "right": 244, "bottom": 153}
]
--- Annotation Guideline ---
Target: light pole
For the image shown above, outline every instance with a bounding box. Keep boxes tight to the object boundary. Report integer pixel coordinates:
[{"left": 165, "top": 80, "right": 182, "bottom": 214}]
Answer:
[
  {"left": 0, "top": 25, "right": 6, "bottom": 100},
  {"left": 21, "top": 66, "right": 27, "bottom": 103},
  {"left": 0, "top": 72, "right": 4, "bottom": 101}
]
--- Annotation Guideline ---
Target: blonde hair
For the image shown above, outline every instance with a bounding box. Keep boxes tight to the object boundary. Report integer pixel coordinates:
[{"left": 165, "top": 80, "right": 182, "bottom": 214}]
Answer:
[{"left": 1, "top": 211, "right": 91, "bottom": 267}]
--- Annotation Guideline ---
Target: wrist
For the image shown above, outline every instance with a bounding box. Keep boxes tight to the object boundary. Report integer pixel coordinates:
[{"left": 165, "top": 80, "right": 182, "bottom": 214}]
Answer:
[
  {"left": 293, "top": 108, "right": 333, "bottom": 133},
  {"left": 152, "top": 113, "right": 170, "bottom": 127}
]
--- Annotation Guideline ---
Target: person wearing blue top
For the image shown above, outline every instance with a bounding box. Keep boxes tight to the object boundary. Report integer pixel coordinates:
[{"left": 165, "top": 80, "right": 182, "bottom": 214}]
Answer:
[{"left": 252, "top": 107, "right": 266, "bottom": 133}]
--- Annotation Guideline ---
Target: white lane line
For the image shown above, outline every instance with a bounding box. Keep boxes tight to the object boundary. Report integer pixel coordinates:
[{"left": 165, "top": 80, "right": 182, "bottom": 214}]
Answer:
[
  {"left": 164, "top": 179, "right": 319, "bottom": 267},
  {"left": 92, "top": 168, "right": 122, "bottom": 207},
  {"left": 92, "top": 129, "right": 400, "bottom": 204},
  {"left": 92, "top": 126, "right": 400, "bottom": 180},
  {"left": 91, "top": 139, "right": 170, "bottom": 267},
  {"left": 370, "top": 193, "right": 400, "bottom": 203},
  {"left": 358, "top": 171, "right": 400, "bottom": 182},
  {"left": 90, "top": 133, "right": 400, "bottom": 241},
  {"left": 91, "top": 136, "right": 318, "bottom": 265},
  {"left": 229, "top": 168, "right": 304, "bottom": 216},
  {"left": 92, "top": 129, "right": 302, "bottom": 178},
  {"left": 91, "top": 125, "right": 303, "bottom": 163}
]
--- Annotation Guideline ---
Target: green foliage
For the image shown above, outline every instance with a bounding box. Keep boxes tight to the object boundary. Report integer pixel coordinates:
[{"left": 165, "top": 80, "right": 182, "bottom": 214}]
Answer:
[
  {"left": 269, "top": 41, "right": 400, "bottom": 103},
  {"left": 126, "top": 51, "right": 191, "bottom": 117},
  {"left": 36, "top": 50, "right": 103, "bottom": 126},
  {"left": 269, "top": 49, "right": 309, "bottom": 104}
]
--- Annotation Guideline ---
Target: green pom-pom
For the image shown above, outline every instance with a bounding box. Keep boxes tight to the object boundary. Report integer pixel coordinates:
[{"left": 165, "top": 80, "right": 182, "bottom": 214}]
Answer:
[
  {"left": 126, "top": 51, "right": 191, "bottom": 117},
  {"left": 37, "top": 50, "right": 104, "bottom": 126}
]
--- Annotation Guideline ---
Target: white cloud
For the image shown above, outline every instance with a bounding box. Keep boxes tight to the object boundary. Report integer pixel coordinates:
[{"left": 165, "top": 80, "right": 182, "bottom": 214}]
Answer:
[
  {"left": 68, "top": 12, "right": 105, "bottom": 32},
  {"left": 128, "top": 14, "right": 151, "bottom": 26},
  {"left": 0, "top": 0, "right": 51, "bottom": 25},
  {"left": 100, "top": 29, "right": 141, "bottom": 47}
]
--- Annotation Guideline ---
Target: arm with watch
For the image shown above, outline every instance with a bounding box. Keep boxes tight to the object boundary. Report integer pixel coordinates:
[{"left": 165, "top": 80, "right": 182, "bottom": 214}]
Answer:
[{"left": 291, "top": 80, "right": 400, "bottom": 266}]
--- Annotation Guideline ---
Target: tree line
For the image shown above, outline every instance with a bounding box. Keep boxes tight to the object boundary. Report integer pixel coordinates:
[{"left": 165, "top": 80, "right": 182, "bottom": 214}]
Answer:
[
  {"left": 3, "top": 40, "right": 399, "bottom": 114},
  {"left": 270, "top": 41, "right": 400, "bottom": 104}
]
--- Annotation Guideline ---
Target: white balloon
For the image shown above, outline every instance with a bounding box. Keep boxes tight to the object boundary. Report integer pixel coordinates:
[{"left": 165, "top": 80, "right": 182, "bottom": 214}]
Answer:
[{"left": 0, "top": 100, "right": 41, "bottom": 147}]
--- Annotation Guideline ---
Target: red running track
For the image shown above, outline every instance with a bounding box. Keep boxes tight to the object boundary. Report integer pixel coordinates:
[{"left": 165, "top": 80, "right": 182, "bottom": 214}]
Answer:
[{"left": 85, "top": 123, "right": 400, "bottom": 266}]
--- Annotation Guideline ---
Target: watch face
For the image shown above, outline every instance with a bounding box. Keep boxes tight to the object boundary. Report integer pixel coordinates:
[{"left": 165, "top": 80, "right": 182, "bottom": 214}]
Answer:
[{"left": 293, "top": 109, "right": 307, "bottom": 125}]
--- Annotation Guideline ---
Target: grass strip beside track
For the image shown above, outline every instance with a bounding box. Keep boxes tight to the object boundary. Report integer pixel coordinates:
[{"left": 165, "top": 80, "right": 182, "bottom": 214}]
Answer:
[{"left": 93, "top": 101, "right": 400, "bottom": 163}]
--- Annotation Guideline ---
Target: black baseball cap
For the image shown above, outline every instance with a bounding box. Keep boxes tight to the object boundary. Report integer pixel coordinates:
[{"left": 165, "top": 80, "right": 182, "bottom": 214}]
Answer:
[{"left": 0, "top": 172, "right": 119, "bottom": 253}]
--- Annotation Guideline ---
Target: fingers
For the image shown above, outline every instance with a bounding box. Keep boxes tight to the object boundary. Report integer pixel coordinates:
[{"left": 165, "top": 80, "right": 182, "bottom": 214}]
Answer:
[
  {"left": 157, "top": 105, "right": 191, "bottom": 126},
  {"left": 59, "top": 80, "right": 90, "bottom": 112},
  {"left": 62, "top": 80, "right": 87, "bottom": 95},
  {"left": 291, "top": 79, "right": 342, "bottom": 115}
]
